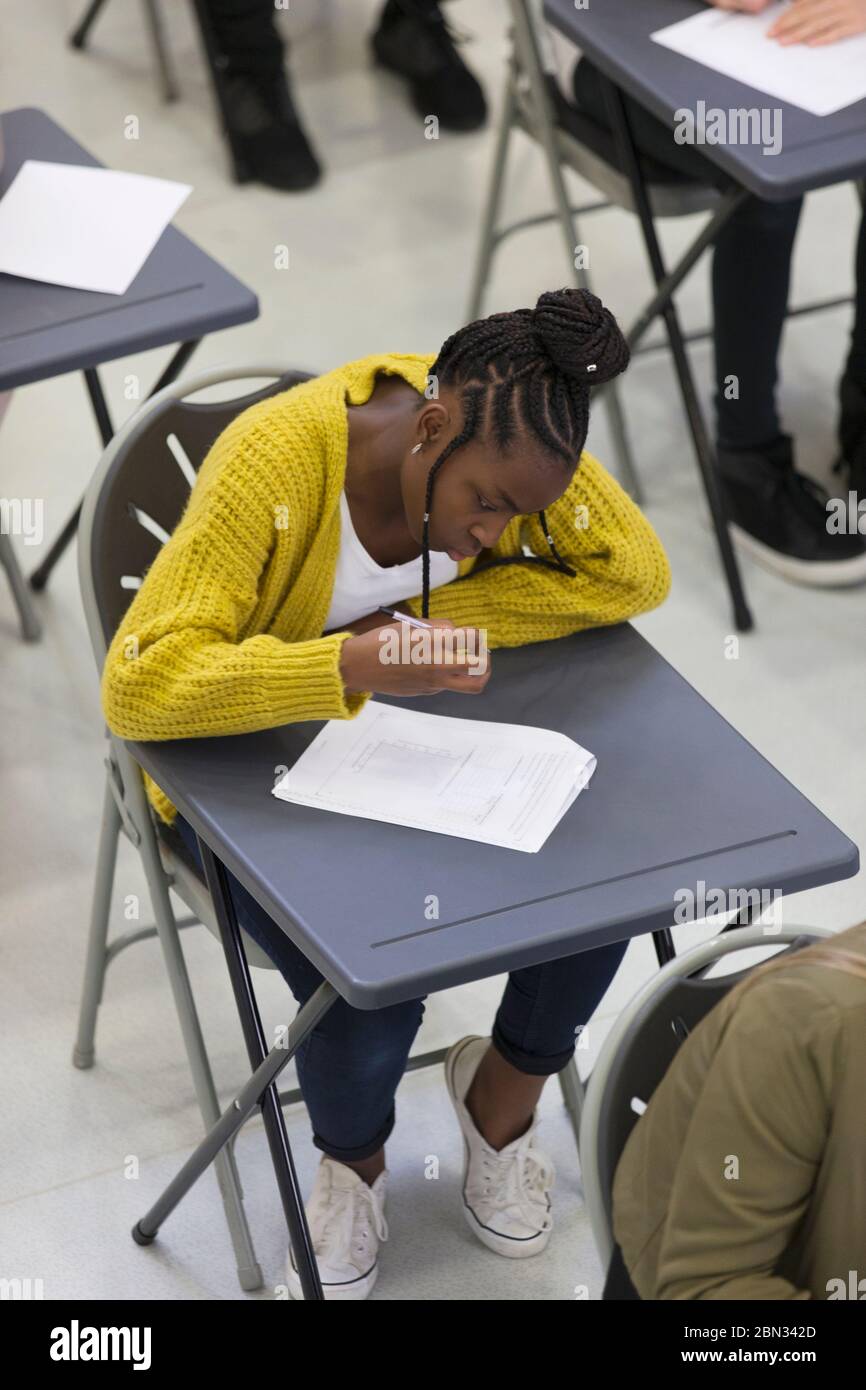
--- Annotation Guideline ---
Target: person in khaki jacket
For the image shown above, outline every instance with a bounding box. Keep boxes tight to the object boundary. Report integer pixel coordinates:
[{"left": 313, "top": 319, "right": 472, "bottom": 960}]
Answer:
[{"left": 608, "top": 919, "right": 866, "bottom": 1301}]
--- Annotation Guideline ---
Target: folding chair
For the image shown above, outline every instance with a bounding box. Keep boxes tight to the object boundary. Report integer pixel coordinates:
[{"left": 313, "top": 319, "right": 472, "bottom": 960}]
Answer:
[
  {"left": 74, "top": 365, "right": 309, "bottom": 1292},
  {"left": 470, "top": 2, "right": 861, "bottom": 632},
  {"left": 578, "top": 921, "right": 834, "bottom": 1273},
  {"left": 73, "top": 362, "right": 591, "bottom": 1296}
]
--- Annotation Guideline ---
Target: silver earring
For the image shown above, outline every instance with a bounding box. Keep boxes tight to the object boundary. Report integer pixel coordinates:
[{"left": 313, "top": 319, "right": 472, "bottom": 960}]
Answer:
[{"left": 411, "top": 443, "right": 422, "bottom": 454}]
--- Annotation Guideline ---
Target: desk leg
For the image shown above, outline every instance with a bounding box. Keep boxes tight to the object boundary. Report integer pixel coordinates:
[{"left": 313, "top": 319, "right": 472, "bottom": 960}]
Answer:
[
  {"left": 652, "top": 928, "right": 675, "bottom": 966},
  {"left": 29, "top": 339, "right": 201, "bottom": 592},
  {"left": 197, "top": 839, "right": 331, "bottom": 1301},
  {"left": 599, "top": 76, "right": 754, "bottom": 634},
  {"left": 132, "top": 975, "right": 337, "bottom": 1299}
]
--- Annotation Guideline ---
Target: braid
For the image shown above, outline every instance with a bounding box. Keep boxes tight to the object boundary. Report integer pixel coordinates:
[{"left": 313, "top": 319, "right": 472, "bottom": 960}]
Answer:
[{"left": 419, "top": 287, "right": 629, "bottom": 618}]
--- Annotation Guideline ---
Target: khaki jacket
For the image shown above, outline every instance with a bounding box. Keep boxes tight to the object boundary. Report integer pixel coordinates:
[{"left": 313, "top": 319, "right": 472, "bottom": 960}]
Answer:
[{"left": 612, "top": 922, "right": 866, "bottom": 1299}]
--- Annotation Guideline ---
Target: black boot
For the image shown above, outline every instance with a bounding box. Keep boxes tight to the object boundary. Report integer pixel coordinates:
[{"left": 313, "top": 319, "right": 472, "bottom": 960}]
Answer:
[
  {"left": 370, "top": 0, "right": 487, "bottom": 132},
  {"left": 220, "top": 66, "right": 322, "bottom": 191},
  {"left": 834, "top": 372, "right": 866, "bottom": 505},
  {"left": 715, "top": 433, "right": 866, "bottom": 587}
]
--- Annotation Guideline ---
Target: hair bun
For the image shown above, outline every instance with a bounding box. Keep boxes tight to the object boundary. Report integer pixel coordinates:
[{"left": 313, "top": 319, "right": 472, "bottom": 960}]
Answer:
[{"left": 532, "top": 287, "right": 629, "bottom": 386}]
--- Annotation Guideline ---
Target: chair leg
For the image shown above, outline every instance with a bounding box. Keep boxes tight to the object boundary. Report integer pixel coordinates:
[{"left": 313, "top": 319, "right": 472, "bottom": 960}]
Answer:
[
  {"left": 135, "top": 816, "right": 264, "bottom": 1292},
  {"left": 597, "top": 382, "right": 643, "bottom": 504},
  {"left": 0, "top": 533, "right": 41, "bottom": 641},
  {"left": 466, "top": 57, "right": 519, "bottom": 322},
  {"left": 73, "top": 776, "right": 122, "bottom": 1069},
  {"left": 557, "top": 1055, "right": 585, "bottom": 1158},
  {"left": 98, "top": 745, "right": 262, "bottom": 1292},
  {"left": 507, "top": 0, "right": 644, "bottom": 504},
  {"left": 141, "top": 0, "right": 179, "bottom": 102}
]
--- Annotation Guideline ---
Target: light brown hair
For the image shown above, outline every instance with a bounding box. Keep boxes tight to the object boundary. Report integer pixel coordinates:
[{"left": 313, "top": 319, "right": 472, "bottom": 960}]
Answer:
[{"left": 730, "top": 921, "right": 866, "bottom": 1001}]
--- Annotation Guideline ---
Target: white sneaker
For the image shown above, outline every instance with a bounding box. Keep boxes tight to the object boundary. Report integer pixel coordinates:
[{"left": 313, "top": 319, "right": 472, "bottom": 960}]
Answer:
[
  {"left": 285, "top": 1155, "right": 388, "bottom": 1300},
  {"left": 444, "top": 1035, "right": 555, "bottom": 1258}
]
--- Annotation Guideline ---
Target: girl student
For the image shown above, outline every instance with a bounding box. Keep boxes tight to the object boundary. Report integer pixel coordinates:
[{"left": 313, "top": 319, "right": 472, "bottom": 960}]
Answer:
[{"left": 102, "top": 286, "right": 670, "bottom": 1299}]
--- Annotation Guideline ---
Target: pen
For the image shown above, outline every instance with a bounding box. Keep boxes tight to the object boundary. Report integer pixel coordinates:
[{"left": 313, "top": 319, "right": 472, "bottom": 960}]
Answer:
[{"left": 378, "top": 605, "right": 435, "bottom": 630}]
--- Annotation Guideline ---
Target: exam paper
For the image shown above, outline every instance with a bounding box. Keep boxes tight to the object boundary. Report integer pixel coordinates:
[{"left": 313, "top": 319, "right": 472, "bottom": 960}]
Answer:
[
  {"left": 271, "top": 700, "right": 596, "bottom": 853},
  {"left": 651, "top": 3, "right": 866, "bottom": 118},
  {"left": 0, "top": 161, "right": 191, "bottom": 294}
]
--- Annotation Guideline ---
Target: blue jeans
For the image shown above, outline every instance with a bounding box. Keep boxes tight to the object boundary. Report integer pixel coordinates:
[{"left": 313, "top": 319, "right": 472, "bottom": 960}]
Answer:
[{"left": 175, "top": 813, "right": 629, "bottom": 1162}]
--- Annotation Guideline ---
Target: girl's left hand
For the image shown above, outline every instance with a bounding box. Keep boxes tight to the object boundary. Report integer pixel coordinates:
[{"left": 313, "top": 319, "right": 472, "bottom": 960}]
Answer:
[{"left": 767, "top": 0, "right": 866, "bottom": 44}]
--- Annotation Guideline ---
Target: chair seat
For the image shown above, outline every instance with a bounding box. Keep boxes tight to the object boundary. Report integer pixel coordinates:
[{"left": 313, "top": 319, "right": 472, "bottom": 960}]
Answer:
[{"left": 516, "top": 73, "right": 721, "bottom": 220}]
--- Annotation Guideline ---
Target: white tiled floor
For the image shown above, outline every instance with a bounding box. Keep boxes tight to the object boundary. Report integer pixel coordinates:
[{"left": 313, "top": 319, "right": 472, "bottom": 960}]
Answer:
[{"left": 1, "top": 0, "right": 864, "bottom": 1301}]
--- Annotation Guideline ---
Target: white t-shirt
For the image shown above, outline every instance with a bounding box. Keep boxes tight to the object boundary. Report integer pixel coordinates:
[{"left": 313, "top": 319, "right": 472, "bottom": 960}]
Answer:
[{"left": 322, "top": 489, "right": 459, "bottom": 633}]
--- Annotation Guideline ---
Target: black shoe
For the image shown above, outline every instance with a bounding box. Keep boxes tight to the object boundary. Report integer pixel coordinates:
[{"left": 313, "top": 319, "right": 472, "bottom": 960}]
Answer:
[
  {"left": 833, "top": 372, "right": 866, "bottom": 507},
  {"left": 715, "top": 433, "right": 866, "bottom": 587},
  {"left": 220, "top": 66, "right": 322, "bottom": 191},
  {"left": 370, "top": 0, "right": 487, "bottom": 132}
]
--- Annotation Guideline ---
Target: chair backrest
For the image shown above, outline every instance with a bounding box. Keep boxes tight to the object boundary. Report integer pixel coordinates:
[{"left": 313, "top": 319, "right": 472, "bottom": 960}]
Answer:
[
  {"left": 79, "top": 365, "right": 311, "bottom": 659},
  {"left": 580, "top": 924, "right": 836, "bottom": 1266},
  {"left": 76, "top": 366, "right": 313, "bottom": 971}
]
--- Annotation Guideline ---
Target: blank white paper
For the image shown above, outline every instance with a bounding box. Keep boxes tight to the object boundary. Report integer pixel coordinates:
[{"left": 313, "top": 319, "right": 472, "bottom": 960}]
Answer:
[
  {"left": 652, "top": 4, "right": 866, "bottom": 118},
  {"left": 0, "top": 161, "right": 192, "bottom": 294},
  {"left": 272, "top": 700, "right": 597, "bottom": 853}
]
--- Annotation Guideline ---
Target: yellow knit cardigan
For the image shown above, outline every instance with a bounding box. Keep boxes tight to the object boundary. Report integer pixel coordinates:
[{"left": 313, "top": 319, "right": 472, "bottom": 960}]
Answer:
[{"left": 101, "top": 352, "right": 671, "bottom": 824}]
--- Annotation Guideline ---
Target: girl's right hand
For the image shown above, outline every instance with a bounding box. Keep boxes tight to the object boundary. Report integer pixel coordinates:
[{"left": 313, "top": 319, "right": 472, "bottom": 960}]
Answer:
[{"left": 339, "top": 618, "right": 491, "bottom": 697}]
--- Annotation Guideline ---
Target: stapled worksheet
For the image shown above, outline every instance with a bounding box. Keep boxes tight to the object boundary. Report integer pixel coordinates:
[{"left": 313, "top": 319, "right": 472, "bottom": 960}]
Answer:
[
  {"left": 652, "top": 4, "right": 866, "bottom": 118},
  {"left": 272, "top": 700, "right": 597, "bottom": 853}
]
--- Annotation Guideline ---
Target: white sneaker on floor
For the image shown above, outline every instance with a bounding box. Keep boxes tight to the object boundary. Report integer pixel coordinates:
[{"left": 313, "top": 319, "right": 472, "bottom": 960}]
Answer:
[
  {"left": 444, "top": 1034, "right": 555, "bottom": 1258},
  {"left": 285, "top": 1155, "right": 388, "bottom": 1300}
]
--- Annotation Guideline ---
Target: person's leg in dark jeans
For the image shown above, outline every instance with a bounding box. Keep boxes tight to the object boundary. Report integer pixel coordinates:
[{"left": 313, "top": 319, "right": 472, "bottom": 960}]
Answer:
[
  {"left": 197, "top": 0, "right": 486, "bottom": 191},
  {"left": 174, "top": 808, "right": 627, "bottom": 1170},
  {"left": 370, "top": 0, "right": 486, "bottom": 132},
  {"left": 445, "top": 935, "right": 630, "bottom": 1256},
  {"left": 459, "top": 936, "right": 630, "bottom": 1148},
  {"left": 711, "top": 193, "right": 866, "bottom": 581},
  {"left": 712, "top": 195, "right": 803, "bottom": 452},
  {"left": 197, "top": 0, "right": 321, "bottom": 190},
  {"left": 570, "top": 56, "right": 866, "bottom": 584}
]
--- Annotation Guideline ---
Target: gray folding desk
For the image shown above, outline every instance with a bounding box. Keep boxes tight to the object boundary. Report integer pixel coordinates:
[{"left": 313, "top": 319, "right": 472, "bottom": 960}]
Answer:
[
  {"left": 544, "top": 0, "right": 866, "bottom": 201},
  {"left": 541, "top": 0, "right": 866, "bottom": 630},
  {"left": 0, "top": 106, "right": 258, "bottom": 637},
  {"left": 126, "top": 623, "right": 858, "bottom": 1298}
]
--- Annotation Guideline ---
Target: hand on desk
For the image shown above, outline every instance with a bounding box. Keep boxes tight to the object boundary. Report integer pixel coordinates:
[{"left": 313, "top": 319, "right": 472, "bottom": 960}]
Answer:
[
  {"left": 767, "top": 0, "right": 866, "bottom": 44},
  {"left": 708, "top": 0, "right": 866, "bottom": 43},
  {"left": 336, "top": 616, "right": 492, "bottom": 698}
]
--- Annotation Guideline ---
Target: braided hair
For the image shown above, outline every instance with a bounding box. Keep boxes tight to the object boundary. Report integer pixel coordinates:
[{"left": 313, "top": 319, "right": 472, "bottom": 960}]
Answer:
[{"left": 418, "top": 286, "right": 630, "bottom": 618}]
